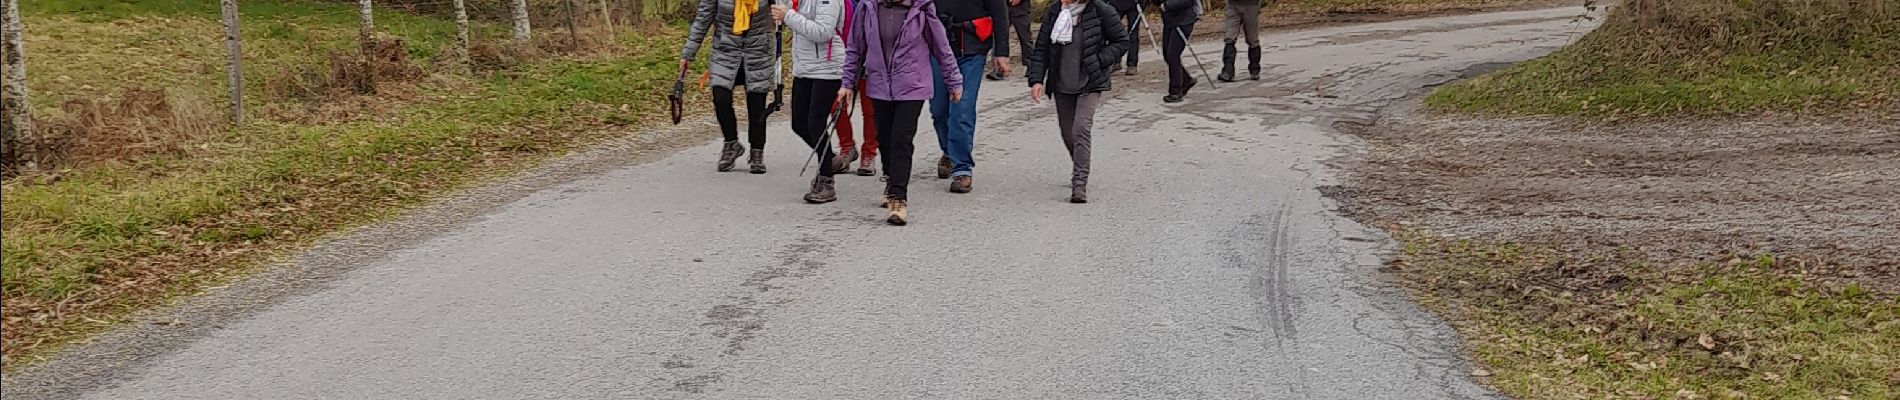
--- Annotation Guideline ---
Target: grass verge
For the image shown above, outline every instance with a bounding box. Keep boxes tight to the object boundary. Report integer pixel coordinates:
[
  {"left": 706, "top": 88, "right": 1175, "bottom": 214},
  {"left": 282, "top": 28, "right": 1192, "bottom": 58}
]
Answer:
[
  {"left": 1395, "top": 233, "right": 1898, "bottom": 399},
  {"left": 1426, "top": 0, "right": 1899, "bottom": 115},
  {"left": 2, "top": 0, "right": 701, "bottom": 367}
]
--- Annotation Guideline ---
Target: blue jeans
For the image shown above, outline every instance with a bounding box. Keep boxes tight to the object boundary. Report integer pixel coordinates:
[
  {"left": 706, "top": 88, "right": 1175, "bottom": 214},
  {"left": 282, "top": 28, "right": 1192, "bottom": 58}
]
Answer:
[{"left": 930, "top": 55, "right": 987, "bottom": 177}]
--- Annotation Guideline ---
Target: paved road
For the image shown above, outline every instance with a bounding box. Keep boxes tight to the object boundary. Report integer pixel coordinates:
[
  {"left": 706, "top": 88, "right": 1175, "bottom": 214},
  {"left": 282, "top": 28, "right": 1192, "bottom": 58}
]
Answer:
[{"left": 6, "top": 9, "right": 1595, "bottom": 400}]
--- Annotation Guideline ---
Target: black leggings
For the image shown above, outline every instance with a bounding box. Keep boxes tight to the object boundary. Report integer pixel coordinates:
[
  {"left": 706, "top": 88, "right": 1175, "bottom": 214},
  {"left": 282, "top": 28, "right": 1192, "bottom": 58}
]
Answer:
[
  {"left": 871, "top": 99, "right": 924, "bottom": 200},
  {"left": 711, "top": 67, "right": 768, "bottom": 148},
  {"left": 791, "top": 78, "right": 842, "bottom": 177}
]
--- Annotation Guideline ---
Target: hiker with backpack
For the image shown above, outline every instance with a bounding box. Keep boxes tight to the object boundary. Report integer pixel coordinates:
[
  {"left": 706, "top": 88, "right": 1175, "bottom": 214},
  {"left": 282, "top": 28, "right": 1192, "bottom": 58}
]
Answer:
[
  {"left": 928, "top": 0, "right": 1012, "bottom": 194},
  {"left": 838, "top": 0, "right": 966, "bottom": 225},
  {"left": 773, "top": 0, "right": 853, "bottom": 203},
  {"left": 681, "top": 0, "right": 784, "bottom": 173},
  {"left": 1026, "top": 0, "right": 1128, "bottom": 203}
]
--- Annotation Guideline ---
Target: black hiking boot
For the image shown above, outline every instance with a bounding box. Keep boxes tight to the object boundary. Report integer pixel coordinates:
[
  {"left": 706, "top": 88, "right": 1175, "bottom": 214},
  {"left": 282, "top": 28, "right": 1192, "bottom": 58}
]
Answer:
[
  {"left": 1070, "top": 183, "right": 1088, "bottom": 204},
  {"left": 831, "top": 148, "right": 855, "bottom": 175},
  {"left": 717, "top": 141, "right": 745, "bottom": 172},
  {"left": 748, "top": 149, "right": 767, "bottom": 174}
]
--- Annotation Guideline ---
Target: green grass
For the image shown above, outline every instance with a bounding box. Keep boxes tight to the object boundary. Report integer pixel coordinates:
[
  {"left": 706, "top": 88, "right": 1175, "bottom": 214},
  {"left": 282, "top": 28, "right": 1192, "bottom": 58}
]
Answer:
[
  {"left": 1397, "top": 235, "right": 1899, "bottom": 400},
  {"left": 3, "top": 0, "right": 694, "bottom": 366},
  {"left": 1427, "top": 0, "right": 1900, "bottom": 116}
]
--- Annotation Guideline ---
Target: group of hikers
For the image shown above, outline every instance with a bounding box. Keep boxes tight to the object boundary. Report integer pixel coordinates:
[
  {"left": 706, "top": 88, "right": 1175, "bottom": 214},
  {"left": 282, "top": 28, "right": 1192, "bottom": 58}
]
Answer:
[{"left": 677, "top": 0, "right": 1265, "bottom": 225}]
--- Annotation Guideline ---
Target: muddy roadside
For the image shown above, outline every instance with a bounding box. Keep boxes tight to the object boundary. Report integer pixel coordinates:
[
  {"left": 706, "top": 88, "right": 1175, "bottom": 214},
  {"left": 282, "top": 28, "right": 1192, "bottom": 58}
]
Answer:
[{"left": 1327, "top": 100, "right": 1900, "bottom": 398}]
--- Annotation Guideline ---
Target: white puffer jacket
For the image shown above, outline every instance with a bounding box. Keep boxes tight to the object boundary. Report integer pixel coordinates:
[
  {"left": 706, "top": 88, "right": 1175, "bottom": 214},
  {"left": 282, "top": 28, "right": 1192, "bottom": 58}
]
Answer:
[{"left": 783, "top": 0, "right": 847, "bottom": 80}]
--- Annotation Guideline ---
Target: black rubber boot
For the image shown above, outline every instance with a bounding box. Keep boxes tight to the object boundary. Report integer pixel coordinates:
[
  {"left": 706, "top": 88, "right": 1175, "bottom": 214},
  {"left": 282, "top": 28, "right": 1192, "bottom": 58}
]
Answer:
[
  {"left": 1217, "top": 40, "right": 1238, "bottom": 83},
  {"left": 1248, "top": 46, "right": 1263, "bottom": 80}
]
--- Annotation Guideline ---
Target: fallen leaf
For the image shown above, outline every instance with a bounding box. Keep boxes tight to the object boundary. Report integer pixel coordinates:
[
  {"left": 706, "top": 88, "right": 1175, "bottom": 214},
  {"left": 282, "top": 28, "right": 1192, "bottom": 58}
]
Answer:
[
  {"left": 1470, "top": 368, "right": 1492, "bottom": 377},
  {"left": 1698, "top": 333, "right": 1716, "bottom": 350}
]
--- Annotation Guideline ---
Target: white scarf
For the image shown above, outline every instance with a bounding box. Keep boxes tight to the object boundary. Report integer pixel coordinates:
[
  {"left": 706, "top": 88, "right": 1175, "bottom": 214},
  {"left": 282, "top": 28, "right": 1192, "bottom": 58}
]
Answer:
[{"left": 1052, "top": 2, "right": 1085, "bottom": 44}]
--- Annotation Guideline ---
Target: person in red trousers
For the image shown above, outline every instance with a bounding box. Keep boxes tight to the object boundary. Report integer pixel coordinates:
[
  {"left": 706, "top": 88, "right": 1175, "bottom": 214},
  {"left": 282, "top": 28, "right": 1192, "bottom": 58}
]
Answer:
[{"left": 835, "top": 80, "right": 880, "bottom": 176}]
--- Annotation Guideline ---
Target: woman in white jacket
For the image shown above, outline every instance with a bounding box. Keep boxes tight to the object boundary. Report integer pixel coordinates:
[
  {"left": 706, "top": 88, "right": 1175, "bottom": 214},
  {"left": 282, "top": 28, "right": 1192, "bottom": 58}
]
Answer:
[{"left": 772, "top": 0, "right": 850, "bottom": 203}]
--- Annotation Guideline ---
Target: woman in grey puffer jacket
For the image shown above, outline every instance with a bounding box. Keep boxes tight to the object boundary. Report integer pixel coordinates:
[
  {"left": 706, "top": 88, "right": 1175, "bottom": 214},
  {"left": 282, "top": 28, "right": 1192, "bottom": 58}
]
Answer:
[
  {"left": 681, "top": 0, "right": 783, "bottom": 173},
  {"left": 773, "top": 0, "right": 851, "bottom": 203}
]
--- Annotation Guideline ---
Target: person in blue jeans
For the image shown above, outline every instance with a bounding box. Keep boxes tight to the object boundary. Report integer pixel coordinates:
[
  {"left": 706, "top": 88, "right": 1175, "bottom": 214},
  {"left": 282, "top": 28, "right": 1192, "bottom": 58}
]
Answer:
[{"left": 930, "top": 0, "right": 1012, "bottom": 193}]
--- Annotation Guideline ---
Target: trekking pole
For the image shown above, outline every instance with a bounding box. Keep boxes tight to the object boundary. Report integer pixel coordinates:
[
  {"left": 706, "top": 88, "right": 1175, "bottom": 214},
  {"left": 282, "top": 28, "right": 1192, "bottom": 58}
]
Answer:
[
  {"left": 799, "top": 94, "right": 857, "bottom": 177},
  {"left": 1174, "top": 26, "right": 1218, "bottom": 89},
  {"left": 1137, "top": 4, "right": 1215, "bottom": 89}
]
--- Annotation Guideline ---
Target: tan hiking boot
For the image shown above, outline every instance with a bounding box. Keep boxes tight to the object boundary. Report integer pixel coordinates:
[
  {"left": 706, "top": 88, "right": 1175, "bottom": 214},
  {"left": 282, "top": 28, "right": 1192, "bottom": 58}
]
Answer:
[{"left": 886, "top": 198, "right": 908, "bottom": 226}]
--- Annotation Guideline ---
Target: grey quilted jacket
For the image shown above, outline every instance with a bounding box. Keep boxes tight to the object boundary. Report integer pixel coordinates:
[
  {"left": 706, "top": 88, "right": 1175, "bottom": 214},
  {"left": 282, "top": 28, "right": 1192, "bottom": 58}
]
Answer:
[{"left": 681, "top": 0, "right": 782, "bottom": 93}]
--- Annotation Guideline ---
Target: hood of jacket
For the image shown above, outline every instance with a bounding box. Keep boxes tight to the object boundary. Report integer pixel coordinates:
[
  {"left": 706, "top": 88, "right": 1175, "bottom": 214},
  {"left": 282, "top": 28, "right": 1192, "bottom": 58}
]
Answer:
[{"left": 840, "top": 0, "right": 966, "bottom": 101}]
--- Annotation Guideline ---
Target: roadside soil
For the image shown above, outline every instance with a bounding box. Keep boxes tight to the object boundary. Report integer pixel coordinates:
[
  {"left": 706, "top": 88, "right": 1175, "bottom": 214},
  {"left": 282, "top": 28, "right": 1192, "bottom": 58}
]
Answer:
[{"left": 1337, "top": 109, "right": 1899, "bottom": 295}]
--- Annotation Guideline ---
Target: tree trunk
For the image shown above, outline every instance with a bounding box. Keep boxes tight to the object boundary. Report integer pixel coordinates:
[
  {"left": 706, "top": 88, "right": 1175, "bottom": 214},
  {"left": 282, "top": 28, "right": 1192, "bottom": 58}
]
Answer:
[
  {"left": 453, "top": 0, "right": 468, "bottom": 70},
  {"left": 565, "top": 0, "right": 577, "bottom": 50},
  {"left": 1, "top": 0, "right": 33, "bottom": 170},
  {"left": 511, "top": 0, "right": 531, "bottom": 47},
  {"left": 221, "top": 0, "right": 243, "bottom": 124},
  {"left": 358, "top": 0, "right": 373, "bottom": 54},
  {"left": 358, "top": 0, "right": 375, "bottom": 93},
  {"left": 599, "top": 0, "right": 613, "bottom": 36}
]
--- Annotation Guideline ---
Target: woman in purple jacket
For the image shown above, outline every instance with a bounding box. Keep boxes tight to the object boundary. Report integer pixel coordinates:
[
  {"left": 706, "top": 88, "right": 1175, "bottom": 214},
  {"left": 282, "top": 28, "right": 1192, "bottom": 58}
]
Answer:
[{"left": 838, "top": 0, "right": 964, "bottom": 226}]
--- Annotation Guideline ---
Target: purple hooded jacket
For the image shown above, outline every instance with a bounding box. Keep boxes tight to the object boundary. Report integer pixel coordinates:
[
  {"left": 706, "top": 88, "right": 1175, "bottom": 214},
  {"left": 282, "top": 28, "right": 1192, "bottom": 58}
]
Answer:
[{"left": 840, "top": 0, "right": 964, "bottom": 102}]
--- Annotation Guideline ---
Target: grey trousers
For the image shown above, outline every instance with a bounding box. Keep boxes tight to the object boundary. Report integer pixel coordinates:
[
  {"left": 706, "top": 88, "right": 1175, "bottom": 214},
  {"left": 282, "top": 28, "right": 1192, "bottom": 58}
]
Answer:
[
  {"left": 1055, "top": 92, "right": 1104, "bottom": 185},
  {"left": 1224, "top": 2, "right": 1262, "bottom": 46}
]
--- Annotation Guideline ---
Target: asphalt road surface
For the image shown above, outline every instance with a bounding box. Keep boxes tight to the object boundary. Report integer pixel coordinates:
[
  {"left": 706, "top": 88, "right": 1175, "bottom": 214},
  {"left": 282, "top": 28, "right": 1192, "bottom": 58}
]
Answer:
[{"left": 5, "top": 8, "right": 1597, "bottom": 400}]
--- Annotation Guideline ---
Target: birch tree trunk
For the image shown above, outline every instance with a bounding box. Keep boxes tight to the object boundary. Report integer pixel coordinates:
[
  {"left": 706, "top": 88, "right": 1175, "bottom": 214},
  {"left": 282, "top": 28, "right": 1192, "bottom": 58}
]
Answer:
[
  {"left": 358, "top": 0, "right": 374, "bottom": 92},
  {"left": 221, "top": 0, "right": 243, "bottom": 124},
  {"left": 358, "top": 0, "right": 374, "bottom": 54},
  {"left": 511, "top": 0, "right": 531, "bottom": 47},
  {"left": 1, "top": 0, "right": 33, "bottom": 170},
  {"left": 453, "top": 0, "right": 468, "bottom": 70}
]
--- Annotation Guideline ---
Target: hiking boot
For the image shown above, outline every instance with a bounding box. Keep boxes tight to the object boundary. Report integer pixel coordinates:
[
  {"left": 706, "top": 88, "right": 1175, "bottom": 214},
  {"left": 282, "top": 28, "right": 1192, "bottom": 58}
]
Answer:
[
  {"left": 830, "top": 148, "right": 854, "bottom": 175},
  {"left": 717, "top": 141, "right": 745, "bottom": 172},
  {"left": 949, "top": 176, "right": 972, "bottom": 193},
  {"left": 856, "top": 158, "right": 877, "bottom": 176},
  {"left": 985, "top": 70, "right": 1005, "bottom": 81},
  {"left": 1109, "top": 64, "right": 1123, "bottom": 75},
  {"left": 886, "top": 198, "right": 909, "bottom": 226},
  {"left": 1124, "top": 65, "right": 1138, "bottom": 76},
  {"left": 1163, "top": 93, "right": 1186, "bottom": 103},
  {"left": 1070, "top": 183, "right": 1088, "bottom": 203},
  {"left": 936, "top": 156, "right": 953, "bottom": 179},
  {"left": 748, "top": 149, "right": 767, "bottom": 174},
  {"left": 804, "top": 176, "right": 837, "bottom": 204}
]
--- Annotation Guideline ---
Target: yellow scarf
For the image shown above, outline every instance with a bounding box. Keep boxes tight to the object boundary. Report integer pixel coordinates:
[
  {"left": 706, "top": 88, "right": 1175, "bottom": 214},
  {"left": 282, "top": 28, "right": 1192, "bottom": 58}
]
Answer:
[{"left": 733, "top": 0, "right": 761, "bottom": 34}]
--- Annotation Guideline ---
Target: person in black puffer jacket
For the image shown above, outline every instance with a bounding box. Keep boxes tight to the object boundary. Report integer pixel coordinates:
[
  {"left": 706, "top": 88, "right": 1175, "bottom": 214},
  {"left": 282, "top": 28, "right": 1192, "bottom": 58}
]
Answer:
[{"left": 1026, "top": 0, "right": 1128, "bottom": 203}]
